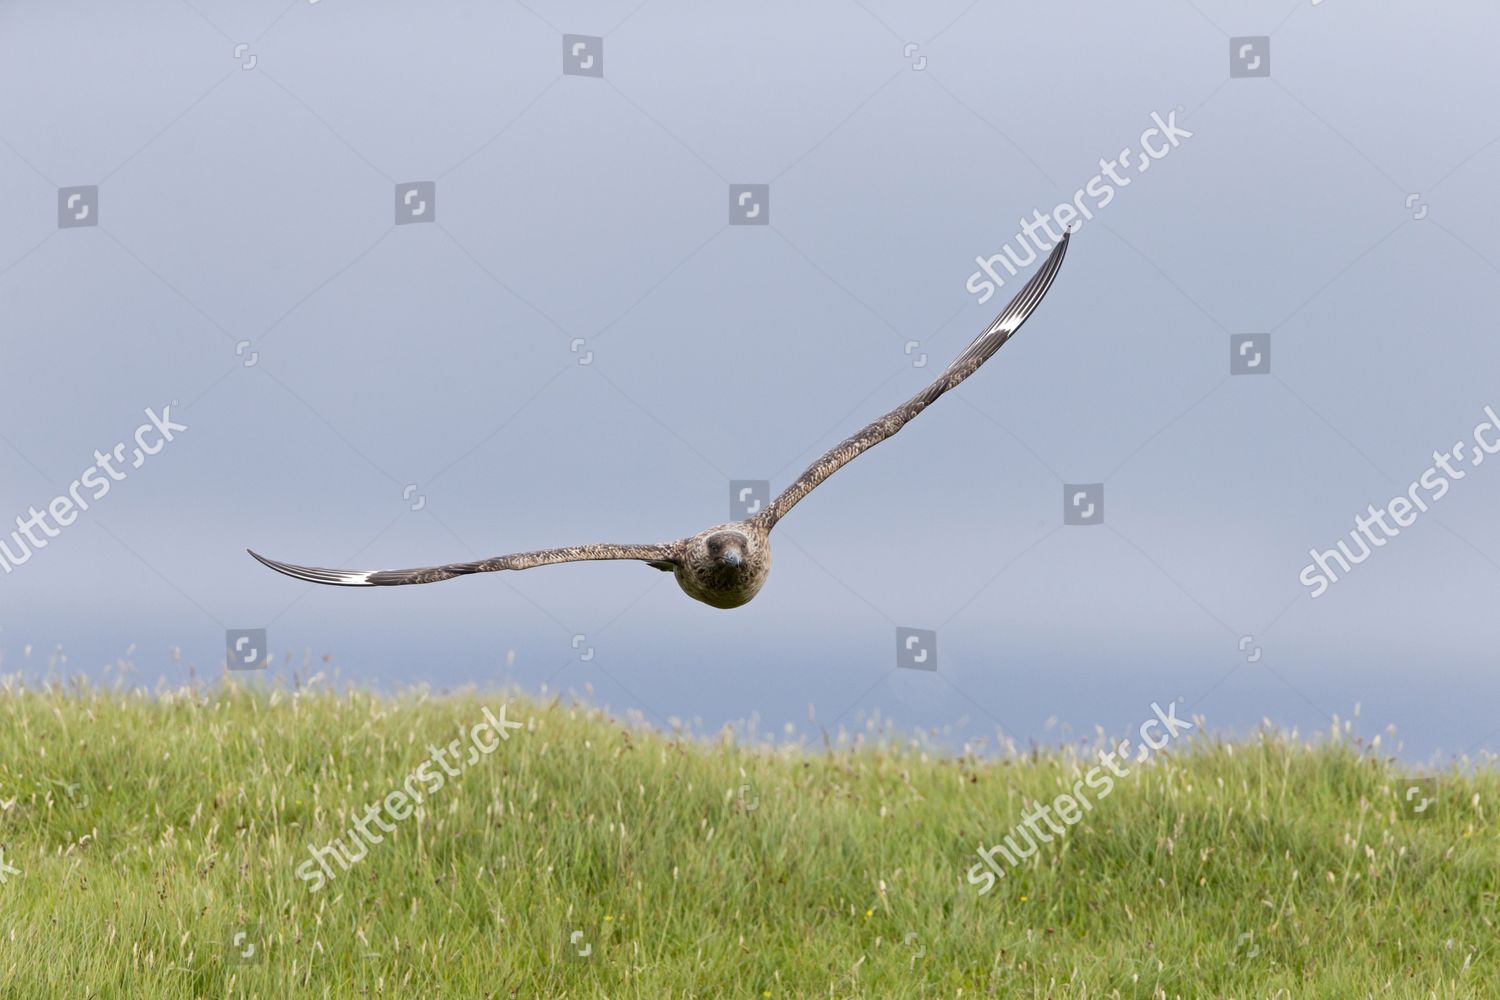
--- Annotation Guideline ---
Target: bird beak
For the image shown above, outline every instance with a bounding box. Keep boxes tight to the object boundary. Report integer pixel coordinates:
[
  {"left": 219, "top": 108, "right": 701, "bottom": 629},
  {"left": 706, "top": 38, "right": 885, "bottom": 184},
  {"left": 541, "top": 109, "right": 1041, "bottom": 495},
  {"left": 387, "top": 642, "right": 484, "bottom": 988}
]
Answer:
[{"left": 722, "top": 550, "right": 743, "bottom": 567}]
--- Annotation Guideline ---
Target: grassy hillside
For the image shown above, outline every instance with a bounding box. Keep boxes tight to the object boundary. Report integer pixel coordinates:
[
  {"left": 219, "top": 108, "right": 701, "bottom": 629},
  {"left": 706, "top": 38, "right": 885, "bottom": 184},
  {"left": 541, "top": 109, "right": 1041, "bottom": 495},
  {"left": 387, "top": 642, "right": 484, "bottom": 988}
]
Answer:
[{"left": 0, "top": 680, "right": 1495, "bottom": 998}]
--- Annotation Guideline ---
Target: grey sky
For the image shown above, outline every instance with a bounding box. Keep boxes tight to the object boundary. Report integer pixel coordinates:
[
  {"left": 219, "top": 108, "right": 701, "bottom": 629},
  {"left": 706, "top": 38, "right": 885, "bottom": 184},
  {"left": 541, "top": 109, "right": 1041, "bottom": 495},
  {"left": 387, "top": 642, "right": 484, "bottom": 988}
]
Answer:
[{"left": 2, "top": 0, "right": 1498, "bottom": 760}]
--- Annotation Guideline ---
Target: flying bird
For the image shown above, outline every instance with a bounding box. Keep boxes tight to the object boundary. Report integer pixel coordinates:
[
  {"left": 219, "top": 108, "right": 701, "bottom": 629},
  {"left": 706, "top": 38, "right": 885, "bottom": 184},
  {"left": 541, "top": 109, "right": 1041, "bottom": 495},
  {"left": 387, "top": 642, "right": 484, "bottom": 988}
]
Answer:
[{"left": 250, "top": 232, "right": 1070, "bottom": 609}]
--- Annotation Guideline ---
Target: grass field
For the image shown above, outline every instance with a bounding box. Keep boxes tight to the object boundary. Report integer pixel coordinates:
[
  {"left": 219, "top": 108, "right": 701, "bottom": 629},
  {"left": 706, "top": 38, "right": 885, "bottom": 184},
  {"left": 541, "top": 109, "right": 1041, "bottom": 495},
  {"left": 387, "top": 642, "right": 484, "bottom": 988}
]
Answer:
[{"left": 0, "top": 679, "right": 1495, "bottom": 998}]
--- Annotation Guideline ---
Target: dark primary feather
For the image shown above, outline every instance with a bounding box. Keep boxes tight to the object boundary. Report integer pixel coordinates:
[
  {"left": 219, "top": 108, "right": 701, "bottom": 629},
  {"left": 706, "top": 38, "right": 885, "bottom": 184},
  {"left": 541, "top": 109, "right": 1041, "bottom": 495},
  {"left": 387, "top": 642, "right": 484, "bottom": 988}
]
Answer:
[
  {"left": 247, "top": 542, "right": 679, "bottom": 587},
  {"left": 753, "top": 231, "right": 1070, "bottom": 530}
]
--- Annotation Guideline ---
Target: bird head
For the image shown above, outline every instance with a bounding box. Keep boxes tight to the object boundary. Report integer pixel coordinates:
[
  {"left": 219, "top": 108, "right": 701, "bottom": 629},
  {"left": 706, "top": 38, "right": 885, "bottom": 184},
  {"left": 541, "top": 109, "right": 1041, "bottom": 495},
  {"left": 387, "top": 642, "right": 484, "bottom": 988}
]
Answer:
[{"left": 705, "top": 530, "right": 748, "bottom": 569}]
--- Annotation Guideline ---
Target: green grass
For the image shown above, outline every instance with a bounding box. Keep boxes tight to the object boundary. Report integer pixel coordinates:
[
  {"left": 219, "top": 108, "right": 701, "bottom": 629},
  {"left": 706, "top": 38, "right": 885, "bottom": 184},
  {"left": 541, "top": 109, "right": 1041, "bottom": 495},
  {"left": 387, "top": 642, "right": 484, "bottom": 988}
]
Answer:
[{"left": 0, "top": 679, "right": 1495, "bottom": 998}]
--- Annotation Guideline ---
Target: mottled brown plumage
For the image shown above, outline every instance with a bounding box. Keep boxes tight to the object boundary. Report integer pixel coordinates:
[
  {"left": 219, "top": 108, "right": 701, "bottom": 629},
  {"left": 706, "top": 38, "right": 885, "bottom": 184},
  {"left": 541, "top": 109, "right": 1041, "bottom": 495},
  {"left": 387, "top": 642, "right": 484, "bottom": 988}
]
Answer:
[{"left": 250, "top": 232, "right": 1070, "bottom": 609}]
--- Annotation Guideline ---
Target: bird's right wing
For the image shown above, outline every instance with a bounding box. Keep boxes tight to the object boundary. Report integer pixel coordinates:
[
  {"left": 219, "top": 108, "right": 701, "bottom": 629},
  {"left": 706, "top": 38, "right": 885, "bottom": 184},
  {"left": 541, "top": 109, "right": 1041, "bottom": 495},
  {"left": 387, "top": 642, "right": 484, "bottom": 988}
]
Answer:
[
  {"left": 753, "top": 231, "right": 1070, "bottom": 530},
  {"left": 249, "top": 541, "right": 680, "bottom": 587}
]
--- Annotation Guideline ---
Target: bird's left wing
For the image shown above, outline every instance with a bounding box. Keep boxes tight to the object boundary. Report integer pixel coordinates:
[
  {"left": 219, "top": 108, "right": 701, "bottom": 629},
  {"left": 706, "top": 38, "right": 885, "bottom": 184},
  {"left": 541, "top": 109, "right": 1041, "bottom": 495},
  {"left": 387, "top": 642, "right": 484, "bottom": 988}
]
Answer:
[
  {"left": 753, "top": 231, "right": 1070, "bottom": 531},
  {"left": 249, "top": 541, "right": 679, "bottom": 587}
]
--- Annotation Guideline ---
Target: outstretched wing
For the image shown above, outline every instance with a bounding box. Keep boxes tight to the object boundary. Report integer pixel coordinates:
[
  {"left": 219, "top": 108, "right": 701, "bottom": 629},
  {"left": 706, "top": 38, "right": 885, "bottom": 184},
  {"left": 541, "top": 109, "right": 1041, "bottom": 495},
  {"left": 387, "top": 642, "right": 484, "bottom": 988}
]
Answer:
[
  {"left": 754, "top": 231, "right": 1070, "bottom": 531},
  {"left": 248, "top": 542, "right": 679, "bottom": 587}
]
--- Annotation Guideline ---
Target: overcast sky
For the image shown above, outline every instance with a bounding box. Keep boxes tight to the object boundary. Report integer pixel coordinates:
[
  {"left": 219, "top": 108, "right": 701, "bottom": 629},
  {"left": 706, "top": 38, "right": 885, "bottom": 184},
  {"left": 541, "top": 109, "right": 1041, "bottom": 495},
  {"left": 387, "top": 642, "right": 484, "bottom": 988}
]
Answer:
[{"left": 2, "top": 0, "right": 1498, "bottom": 761}]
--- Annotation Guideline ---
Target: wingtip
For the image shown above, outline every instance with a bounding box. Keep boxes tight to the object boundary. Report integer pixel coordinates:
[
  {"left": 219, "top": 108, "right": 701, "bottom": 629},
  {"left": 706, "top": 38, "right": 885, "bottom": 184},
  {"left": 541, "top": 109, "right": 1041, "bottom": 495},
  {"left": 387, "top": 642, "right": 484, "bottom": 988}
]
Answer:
[
  {"left": 247, "top": 549, "right": 379, "bottom": 586},
  {"left": 247, "top": 549, "right": 291, "bottom": 576}
]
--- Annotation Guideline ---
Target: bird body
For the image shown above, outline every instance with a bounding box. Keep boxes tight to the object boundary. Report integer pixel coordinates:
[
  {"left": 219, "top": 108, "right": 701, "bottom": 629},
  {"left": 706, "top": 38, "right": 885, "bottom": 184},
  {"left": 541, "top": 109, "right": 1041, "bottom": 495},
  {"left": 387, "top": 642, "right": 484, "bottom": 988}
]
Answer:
[
  {"left": 250, "top": 232, "right": 1071, "bottom": 609},
  {"left": 671, "top": 523, "right": 771, "bottom": 609}
]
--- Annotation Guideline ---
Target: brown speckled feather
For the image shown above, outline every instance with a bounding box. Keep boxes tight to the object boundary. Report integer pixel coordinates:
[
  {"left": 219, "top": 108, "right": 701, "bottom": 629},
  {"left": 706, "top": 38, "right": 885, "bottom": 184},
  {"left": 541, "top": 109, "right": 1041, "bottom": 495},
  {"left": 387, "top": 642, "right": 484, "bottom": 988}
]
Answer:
[
  {"left": 753, "top": 231, "right": 1069, "bottom": 531},
  {"left": 249, "top": 542, "right": 680, "bottom": 587}
]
